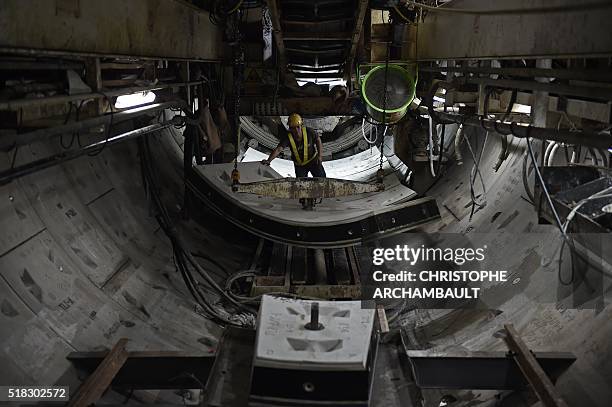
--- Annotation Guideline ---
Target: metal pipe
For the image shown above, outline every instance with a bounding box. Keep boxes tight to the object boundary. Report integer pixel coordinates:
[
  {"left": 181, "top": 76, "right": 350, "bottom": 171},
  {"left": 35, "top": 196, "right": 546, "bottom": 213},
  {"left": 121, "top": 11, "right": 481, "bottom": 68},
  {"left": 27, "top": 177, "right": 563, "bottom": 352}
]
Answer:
[
  {"left": 433, "top": 111, "right": 612, "bottom": 150},
  {"left": 0, "top": 101, "right": 187, "bottom": 150},
  {"left": 454, "top": 124, "right": 464, "bottom": 165},
  {"left": 462, "top": 77, "right": 612, "bottom": 101},
  {"left": 0, "top": 81, "right": 203, "bottom": 111},
  {"left": 0, "top": 46, "right": 222, "bottom": 63},
  {"left": 0, "top": 122, "right": 173, "bottom": 184},
  {"left": 420, "top": 65, "right": 612, "bottom": 83},
  {"left": 0, "top": 61, "right": 84, "bottom": 71}
]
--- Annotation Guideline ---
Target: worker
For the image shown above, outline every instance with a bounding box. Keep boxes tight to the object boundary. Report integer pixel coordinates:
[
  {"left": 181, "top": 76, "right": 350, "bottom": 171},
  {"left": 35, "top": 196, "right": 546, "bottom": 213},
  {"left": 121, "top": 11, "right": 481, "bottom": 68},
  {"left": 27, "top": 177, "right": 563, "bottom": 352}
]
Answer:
[{"left": 261, "top": 113, "right": 326, "bottom": 178}]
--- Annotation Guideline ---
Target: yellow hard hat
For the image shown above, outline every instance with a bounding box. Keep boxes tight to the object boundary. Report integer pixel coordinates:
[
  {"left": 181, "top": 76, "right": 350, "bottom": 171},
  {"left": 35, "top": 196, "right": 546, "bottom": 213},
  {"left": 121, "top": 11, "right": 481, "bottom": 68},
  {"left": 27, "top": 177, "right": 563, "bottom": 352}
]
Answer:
[{"left": 288, "top": 113, "right": 303, "bottom": 128}]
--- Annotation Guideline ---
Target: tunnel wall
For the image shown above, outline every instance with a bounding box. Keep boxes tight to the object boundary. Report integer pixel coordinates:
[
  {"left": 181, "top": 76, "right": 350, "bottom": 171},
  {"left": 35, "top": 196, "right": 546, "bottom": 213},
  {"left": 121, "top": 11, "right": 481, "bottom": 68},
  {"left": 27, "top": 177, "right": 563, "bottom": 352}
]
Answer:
[
  {"left": 0, "top": 125, "right": 611, "bottom": 406},
  {"left": 0, "top": 129, "right": 255, "bottom": 393},
  {"left": 398, "top": 128, "right": 612, "bottom": 406}
]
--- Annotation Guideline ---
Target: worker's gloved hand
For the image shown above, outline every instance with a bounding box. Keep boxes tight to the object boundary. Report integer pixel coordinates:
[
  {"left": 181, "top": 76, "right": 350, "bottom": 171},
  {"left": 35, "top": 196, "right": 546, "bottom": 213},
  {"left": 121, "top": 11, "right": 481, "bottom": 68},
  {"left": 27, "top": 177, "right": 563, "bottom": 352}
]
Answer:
[{"left": 261, "top": 159, "right": 270, "bottom": 166}]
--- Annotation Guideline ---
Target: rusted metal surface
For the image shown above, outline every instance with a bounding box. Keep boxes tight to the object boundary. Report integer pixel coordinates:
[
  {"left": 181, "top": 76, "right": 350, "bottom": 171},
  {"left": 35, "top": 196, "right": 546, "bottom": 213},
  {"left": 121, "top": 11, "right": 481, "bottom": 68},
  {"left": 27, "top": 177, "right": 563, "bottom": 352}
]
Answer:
[
  {"left": 234, "top": 177, "right": 385, "bottom": 199},
  {"left": 0, "top": 0, "right": 223, "bottom": 60}
]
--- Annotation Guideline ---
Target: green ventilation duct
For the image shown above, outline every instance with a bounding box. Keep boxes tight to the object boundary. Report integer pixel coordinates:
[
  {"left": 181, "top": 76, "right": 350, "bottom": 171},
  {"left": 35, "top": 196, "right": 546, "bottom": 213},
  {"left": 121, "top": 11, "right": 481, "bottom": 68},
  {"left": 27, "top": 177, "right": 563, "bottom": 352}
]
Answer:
[{"left": 361, "top": 64, "right": 416, "bottom": 124}]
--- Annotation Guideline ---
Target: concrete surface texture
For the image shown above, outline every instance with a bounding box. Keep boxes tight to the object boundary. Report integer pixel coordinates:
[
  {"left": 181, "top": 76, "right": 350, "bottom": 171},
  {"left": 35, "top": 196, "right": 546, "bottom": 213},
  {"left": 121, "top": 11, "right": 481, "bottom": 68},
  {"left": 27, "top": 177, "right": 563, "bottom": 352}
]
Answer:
[
  {"left": 0, "top": 122, "right": 610, "bottom": 406},
  {"left": 254, "top": 295, "right": 375, "bottom": 370}
]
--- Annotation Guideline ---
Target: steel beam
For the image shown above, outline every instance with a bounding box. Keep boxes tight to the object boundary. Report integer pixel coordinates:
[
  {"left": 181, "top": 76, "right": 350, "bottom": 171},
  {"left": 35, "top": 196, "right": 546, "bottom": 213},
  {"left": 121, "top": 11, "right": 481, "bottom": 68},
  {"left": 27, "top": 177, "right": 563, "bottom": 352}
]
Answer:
[
  {"left": 420, "top": 66, "right": 612, "bottom": 83},
  {"left": 0, "top": 0, "right": 223, "bottom": 60},
  {"left": 413, "top": 0, "right": 612, "bottom": 60},
  {"left": 429, "top": 111, "right": 612, "bottom": 150},
  {"left": 68, "top": 350, "right": 216, "bottom": 390},
  {"left": 406, "top": 350, "right": 576, "bottom": 391},
  {"left": 462, "top": 77, "right": 612, "bottom": 102}
]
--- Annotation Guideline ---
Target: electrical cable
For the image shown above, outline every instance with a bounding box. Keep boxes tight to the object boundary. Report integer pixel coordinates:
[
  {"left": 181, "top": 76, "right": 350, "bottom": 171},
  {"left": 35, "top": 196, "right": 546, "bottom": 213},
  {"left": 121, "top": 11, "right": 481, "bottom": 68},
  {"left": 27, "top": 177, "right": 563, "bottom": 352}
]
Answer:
[
  {"left": 464, "top": 131, "right": 488, "bottom": 220},
  {"left": 362, "top": 117, "right": 378, "bottom": 144},
  {"left": 562, "top": 187, "right": 612, "bottom": 234},
  {"left": 393, "top": 5, "right": 414, "bottom": 23},
  {"left": 422, "top": 69, "right": 612, "bottom": 284},
  {"left": 525, "top": 135, "right": 580, "bottom": 285},
  {"left": 428, "top": 115, "right": 436, "bottom": 177},
  {"left": 88, "top": 92, "right": 115, "bottom": 157},
  {"left": 9, "top": 109, "right": 24, "bottom": 171},
  {"left": 138, "top": 136, "right": 255, "bottom": 327}
]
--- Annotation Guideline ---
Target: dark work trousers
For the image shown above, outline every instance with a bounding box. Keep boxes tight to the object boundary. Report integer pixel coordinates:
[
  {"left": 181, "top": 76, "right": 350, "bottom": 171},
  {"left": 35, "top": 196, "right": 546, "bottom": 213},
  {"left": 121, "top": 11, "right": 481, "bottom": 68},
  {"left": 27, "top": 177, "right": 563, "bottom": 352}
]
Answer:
[{"left": 294, "top": 159, "right": 326, "bottom": 178}]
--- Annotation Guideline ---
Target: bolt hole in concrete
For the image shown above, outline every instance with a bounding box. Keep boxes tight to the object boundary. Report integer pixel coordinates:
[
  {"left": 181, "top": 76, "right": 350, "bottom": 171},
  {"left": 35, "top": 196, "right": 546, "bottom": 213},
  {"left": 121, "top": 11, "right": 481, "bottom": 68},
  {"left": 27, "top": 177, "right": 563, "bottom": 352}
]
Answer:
[{"left": 303, "top": 382, "right": 315, "bottom": 393}]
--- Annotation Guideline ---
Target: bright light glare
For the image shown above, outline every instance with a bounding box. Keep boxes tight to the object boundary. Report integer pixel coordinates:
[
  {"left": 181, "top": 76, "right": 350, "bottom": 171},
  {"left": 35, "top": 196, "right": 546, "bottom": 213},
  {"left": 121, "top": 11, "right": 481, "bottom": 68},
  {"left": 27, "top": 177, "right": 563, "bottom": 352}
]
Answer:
[
  {"left": 115, "top": 91, "right": 156, "bottom": 109},
  {"left": 512, "top": 103, "right": 531, "bottom": 114},
  {"left": 296, "top": 78, "right": 347, "bottom": 88}
]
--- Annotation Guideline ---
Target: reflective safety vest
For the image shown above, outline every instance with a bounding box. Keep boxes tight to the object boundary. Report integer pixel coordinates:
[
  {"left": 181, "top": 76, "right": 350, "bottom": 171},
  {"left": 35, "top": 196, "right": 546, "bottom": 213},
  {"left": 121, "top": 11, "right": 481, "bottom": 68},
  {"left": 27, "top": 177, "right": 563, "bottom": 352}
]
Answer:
[{"left": 287, "top": 126, "right": 317, "bottom": 166}]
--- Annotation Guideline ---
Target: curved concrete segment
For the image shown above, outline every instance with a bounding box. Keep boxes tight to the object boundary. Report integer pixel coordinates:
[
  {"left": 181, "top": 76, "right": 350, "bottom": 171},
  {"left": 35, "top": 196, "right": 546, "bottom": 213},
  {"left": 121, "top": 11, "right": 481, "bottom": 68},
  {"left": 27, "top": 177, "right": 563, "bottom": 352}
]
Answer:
[
  {"left": 187, "top": 162, "right": 441, "bottom": 248},
  {"left": 0, "top": 124, "right": 610, "bottom": 405}
]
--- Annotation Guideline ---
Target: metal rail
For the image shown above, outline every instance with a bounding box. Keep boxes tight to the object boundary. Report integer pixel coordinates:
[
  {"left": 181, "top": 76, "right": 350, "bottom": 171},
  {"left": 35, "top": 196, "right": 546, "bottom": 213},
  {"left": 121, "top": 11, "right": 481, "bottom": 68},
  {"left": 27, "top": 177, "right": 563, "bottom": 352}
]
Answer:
[
  {"left": 420, "top": 65, "right": 612, "bottom": 82},
  {"left": 0, "top": 121, "right": 174, "bottom": 184},
  {"left": 0, "top": 101, "right": 186, "bottom": 150},
  {"left": 432, "top": 111, "right": 612, "bottom": 150}
]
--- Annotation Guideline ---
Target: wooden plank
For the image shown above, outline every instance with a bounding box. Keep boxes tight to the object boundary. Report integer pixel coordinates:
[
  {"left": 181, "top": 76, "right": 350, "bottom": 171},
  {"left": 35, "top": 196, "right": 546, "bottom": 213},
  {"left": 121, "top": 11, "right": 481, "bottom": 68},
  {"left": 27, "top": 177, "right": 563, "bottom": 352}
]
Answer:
[
  {"left": 68, "top": 338, "right": 129, "bottom": 407},
  {"left": 376, "top": 305, "right": 389, "bottom": 333},
  {"left": 503, "top": 324, "right": 569, "bottom": 407}
]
